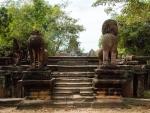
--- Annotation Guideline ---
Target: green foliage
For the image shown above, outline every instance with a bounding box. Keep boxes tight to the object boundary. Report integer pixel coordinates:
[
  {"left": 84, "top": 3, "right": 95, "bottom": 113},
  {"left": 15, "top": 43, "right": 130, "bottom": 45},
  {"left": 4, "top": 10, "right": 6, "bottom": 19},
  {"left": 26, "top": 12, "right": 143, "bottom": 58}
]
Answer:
[
  {"left": 94, "top": 0, "right": 150, "bottom": 56},
  {"left": 118, "top": 21, "right": 150, "bottom": 55},
  {"left": 0, "top": 7, "right": 11, "bottom": 38},
  {"left": 0, "top": 0, "right": 84, "bottom": 56},
  {"left": 0, "top": 38, "right": 12, "bottom": 56},
  {"left": 92, "top": 0, "right": 125, "bottom": 7},
  {"left": 0, "top": 6, "right": 13, "bottom": 56},
  {"left": 116, "top": 1, "right": 150, "bottom": 56}
]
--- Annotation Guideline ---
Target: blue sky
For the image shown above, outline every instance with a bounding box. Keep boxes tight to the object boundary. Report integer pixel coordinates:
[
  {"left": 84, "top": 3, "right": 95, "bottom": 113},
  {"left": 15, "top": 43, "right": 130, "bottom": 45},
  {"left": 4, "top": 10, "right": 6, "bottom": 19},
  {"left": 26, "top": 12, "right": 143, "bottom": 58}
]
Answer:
[{"left": 50, "top": 0, "right": 110, "bottom": 52}]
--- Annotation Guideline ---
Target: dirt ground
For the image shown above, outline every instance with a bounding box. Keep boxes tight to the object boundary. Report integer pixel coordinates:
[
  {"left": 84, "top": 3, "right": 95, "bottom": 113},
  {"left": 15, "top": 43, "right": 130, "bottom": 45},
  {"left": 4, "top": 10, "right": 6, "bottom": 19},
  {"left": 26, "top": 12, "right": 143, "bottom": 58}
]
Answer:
[{"left": 0, "top": 106, "right": 150, "bottom": 113}]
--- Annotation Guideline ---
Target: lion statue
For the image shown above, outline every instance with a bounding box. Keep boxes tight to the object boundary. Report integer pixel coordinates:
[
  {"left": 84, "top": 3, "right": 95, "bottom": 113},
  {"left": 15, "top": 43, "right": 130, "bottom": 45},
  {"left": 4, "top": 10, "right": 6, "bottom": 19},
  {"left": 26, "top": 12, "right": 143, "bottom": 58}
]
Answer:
[
  {"left": 98, "top": 48, "right": 118, "bottom": 65},
  {"left": 101, "top": 33, "right": 118, "bottom": 64},
  {"left": 98, "top": 19, "right": 119, "bottom": 65},
  {"left": 102, "top": 19, "right": 118, "bottom": 36},
  {"left": 27, "top": 30, "right": 48, "bottom": 68}
]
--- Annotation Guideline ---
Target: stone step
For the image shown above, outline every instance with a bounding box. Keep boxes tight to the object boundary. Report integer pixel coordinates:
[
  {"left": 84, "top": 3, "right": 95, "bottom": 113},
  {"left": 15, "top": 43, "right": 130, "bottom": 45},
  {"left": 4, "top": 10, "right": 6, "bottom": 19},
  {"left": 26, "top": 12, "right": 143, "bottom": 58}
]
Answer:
[
  {"left": 47, "top": 65, "right": 97, "bottom": 72},
  {"left": 98, "top": 64, "right": 142, "bottom": 70},
  {"left": 52, "top": 101, "right": 74, "bottom": 106},
  {"left": 0, "top": 56, "right": 99, "bottom": 65},
  {"left": 55, "top": 78, "right": 93, "bottom": 82},
  {"left": 53, "top": 93, "right": 94, "bottom": 97},
  {"left": 54, "top": 60, "right": 98, "bottom": 65},
  {"left": 52, "top": 101, "right": 96, "bottom": 107},
  {"left": 0, "top": 64, "right": 97, "bottom": 72},
  {"left": 55, "top": 82, "right": 92, "bottom": 87},
  {"left": 52, "top": 72, "right": 95, "bottom": 78},
  {"left": 56, "top": 65, "right": 97, "bottom": 72},
  {"left": 57, "top": 61, "right": 89, "bottom": 65},
  {"left": 53, "top": 90, "right": 94, "bottom": 96},
  {"left": 47, "top": 56, "right": 98, "bottom": 61},
  {"left": 54, "top": 87, "right": 93, "bottom": 91},
  {"left": 125, "top": 61, "right": 139, "bottom": 65},
  {"left": 95, "top": 69, "right": 129, "bottom": 75},
  {"left": 0, "top": 98, "right": 24, "bottom": 106},
  {"left": 52, "top": 95, "right": 94, "bottom": 101},
  {"left": 125, "top": 55, "right": 150, "bottom": 61},
  {"left": 94, "top": 79, "right": 127, "bottom": 85}
]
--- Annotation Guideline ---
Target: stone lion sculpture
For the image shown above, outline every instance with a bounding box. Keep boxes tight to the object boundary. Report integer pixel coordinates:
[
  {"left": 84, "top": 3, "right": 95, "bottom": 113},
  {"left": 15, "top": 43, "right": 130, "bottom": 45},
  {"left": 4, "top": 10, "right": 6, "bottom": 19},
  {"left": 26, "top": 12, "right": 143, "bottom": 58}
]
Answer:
[
  {"left": 102, "top": 19, "right": 118, "bottom": 36},
  {"left": 102, "top": 33, "right": 118, "bottom": 64},
  {"left": 27, "top": 30, "right": 48, "bottom": 68},
  {"left": 99, "top": 19, "right": 118, "bottom": 65}
]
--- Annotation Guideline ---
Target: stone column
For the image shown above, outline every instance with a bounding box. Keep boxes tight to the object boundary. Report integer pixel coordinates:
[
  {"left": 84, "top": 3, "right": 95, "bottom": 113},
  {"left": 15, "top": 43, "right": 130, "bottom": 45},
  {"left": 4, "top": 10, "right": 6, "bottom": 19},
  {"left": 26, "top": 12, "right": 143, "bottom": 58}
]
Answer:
[
  {"left": 136, "top": 73, "right": 145, "bottom": 97},
  {"left": 122, "top": 71, "right": 134, "bottom": 97},
  {"left": 148, "top": 70, "right": 150, "bottom": 89}
]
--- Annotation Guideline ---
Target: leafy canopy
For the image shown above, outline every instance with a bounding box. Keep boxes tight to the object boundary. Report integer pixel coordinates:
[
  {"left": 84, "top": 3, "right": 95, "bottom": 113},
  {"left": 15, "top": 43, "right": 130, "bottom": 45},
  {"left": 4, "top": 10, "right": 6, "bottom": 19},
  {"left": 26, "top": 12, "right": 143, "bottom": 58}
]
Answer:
[
  {"left": 0, "top": 0, "right": 84, "bottom": 56},
  {"left": 93, "top": 0, "right": 150, "bottom": 56}
]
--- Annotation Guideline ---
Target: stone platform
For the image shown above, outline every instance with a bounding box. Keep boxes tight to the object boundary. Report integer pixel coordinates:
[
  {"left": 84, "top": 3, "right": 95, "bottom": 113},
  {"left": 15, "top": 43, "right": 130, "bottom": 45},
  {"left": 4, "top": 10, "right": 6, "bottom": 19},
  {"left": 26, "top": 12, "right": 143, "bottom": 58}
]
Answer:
[{"left": 0, "top": 56, "right": 150, "bottom": 107}]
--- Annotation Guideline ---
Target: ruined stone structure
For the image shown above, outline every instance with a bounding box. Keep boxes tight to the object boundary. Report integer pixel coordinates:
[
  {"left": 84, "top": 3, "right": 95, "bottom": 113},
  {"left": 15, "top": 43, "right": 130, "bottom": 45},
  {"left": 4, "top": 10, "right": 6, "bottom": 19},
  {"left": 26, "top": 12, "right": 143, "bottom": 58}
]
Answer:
[
  {"left": 0, "top": 21, "right": 149, "bottom": 107},
  {"left": 0, "top": 55, "right": 150, "bottom": 106},
  {"left": 18, "top": 70, "right": 55, "bottom": 99},
  {"left": 94, "top": 65, "right": 145, "bottom": 98}
]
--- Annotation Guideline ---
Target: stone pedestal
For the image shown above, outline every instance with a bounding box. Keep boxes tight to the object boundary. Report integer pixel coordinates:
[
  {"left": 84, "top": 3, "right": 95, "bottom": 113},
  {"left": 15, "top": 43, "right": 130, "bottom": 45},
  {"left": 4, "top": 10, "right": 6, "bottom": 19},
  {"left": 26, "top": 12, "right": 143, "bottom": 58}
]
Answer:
[
  {"left": 18, "top": 70, "right": 55, "bottom": 99},
  {"left": 94, "top": 65, "right": 134, "bottom": 98}
]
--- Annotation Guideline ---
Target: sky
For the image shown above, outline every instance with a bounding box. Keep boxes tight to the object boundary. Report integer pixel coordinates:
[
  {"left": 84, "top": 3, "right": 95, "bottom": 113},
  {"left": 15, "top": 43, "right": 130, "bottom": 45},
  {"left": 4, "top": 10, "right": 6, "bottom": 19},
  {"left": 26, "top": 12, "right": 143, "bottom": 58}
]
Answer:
[{"left": 49, "top": 0, "right": 110, "bottom": 52}]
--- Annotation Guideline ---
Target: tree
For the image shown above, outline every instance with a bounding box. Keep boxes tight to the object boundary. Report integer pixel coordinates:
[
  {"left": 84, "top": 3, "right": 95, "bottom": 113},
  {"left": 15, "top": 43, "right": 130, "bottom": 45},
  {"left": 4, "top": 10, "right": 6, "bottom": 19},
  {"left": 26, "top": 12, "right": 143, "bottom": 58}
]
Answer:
[
  {"left": 118, "top": 21, "right": 150, "bottom": 55},
  {"left": 116, "top": 1, "right": 150, "bottom": 55},
  {"left": 0, "top": 7, "right": 12, "bottom": 56},
  {"left": 93, "top": 0, "right": 150, "bottom": 56},
  {"left": 0, "top": 0, "right": 84, "bottom": 56},
  {"left": 93, "top": 0, "right": 150, "bottom": 23},
  {"left": 93, "top": 0, "right": 125, "bottom": 7}
]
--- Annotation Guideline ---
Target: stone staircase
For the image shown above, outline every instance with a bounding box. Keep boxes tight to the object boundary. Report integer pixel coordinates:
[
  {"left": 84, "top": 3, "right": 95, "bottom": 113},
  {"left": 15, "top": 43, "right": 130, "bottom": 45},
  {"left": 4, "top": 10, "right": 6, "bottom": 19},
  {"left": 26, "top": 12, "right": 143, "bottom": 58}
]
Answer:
[
  {"left": 51, "top": 57, "right": 98, "bottom": 106},
  {"left": 0, "top": 56, "right": 149, "bottom": 107}
]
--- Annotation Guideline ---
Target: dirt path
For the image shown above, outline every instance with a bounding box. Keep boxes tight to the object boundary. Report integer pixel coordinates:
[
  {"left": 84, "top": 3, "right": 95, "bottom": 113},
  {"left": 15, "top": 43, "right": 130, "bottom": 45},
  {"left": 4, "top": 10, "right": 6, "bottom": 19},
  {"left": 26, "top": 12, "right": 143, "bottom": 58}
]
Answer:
[{"left": 0, "top": 106, "right": 150, "bottom": 113}]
